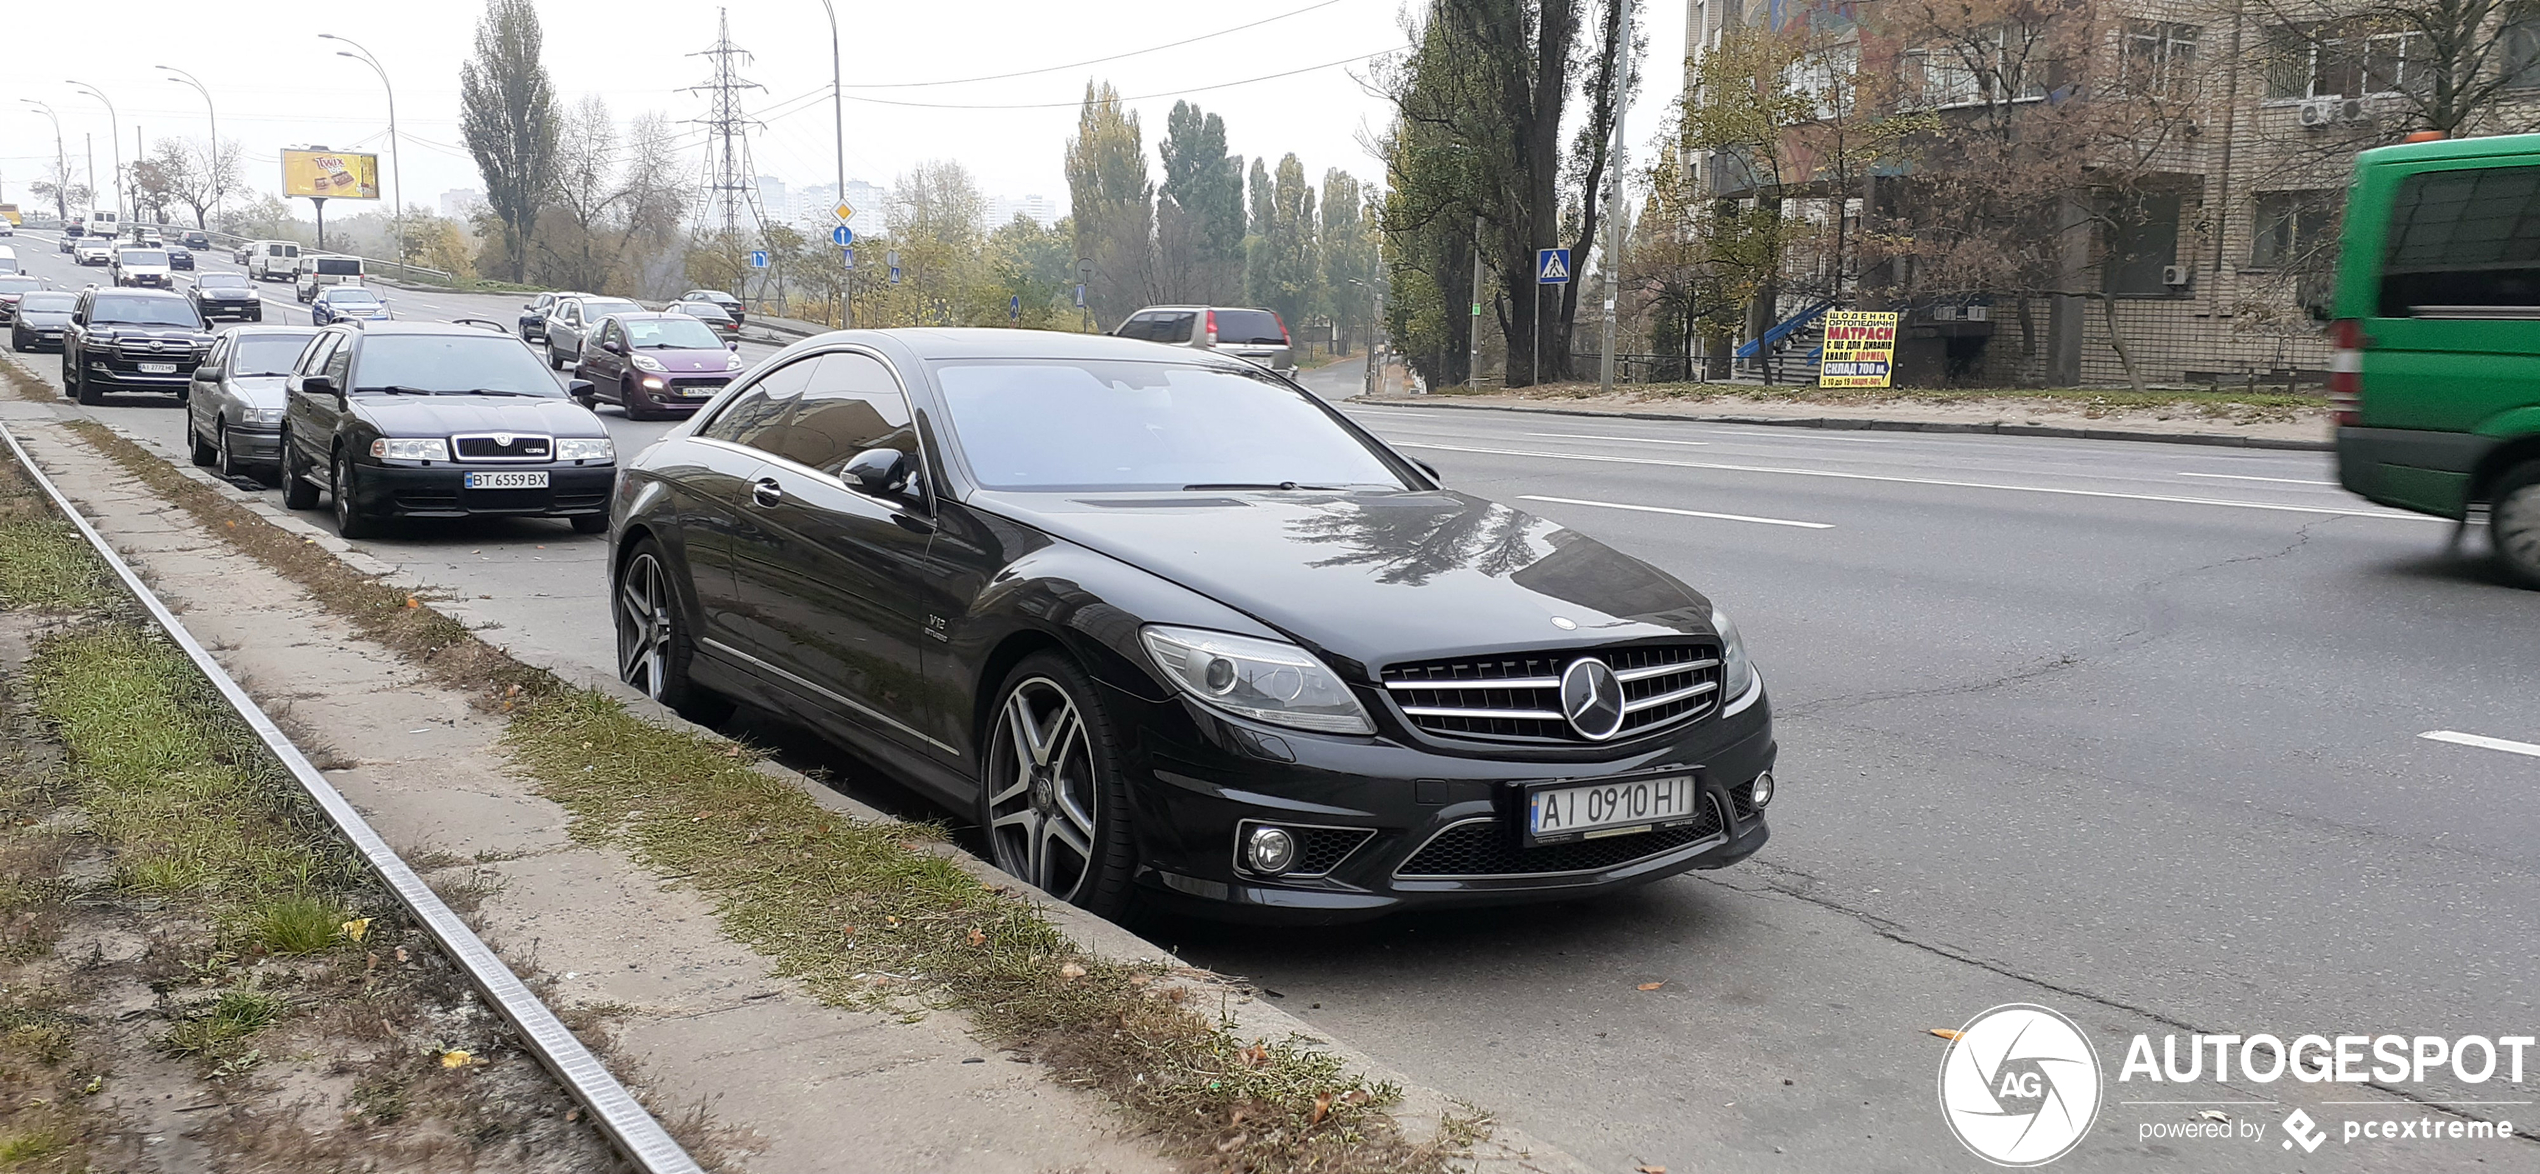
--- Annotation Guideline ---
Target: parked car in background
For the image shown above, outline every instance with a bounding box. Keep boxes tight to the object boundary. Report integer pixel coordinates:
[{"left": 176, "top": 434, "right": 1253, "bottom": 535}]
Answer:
[
  {"left": 7, "top": 291, "right": 74, "bottom": 352},
  {"left": 181, "top": 230, "right": 211, "bottom": 250},
  {"left": 1112, "top": 305, "right": 1297, "bottom": 376},
  {"left": 517, "top": 290, "right": 591, "bottom": 344},
  {"left": 62, "top": 287, "right": 213, "bottom": 405},
  {"left": 125, "top": 227, "right": 164, "bottom": 247},
  {"left": 167, "top": 243, "right": 195, "bottom": 271},
  {"left": 310, "top": 286, "right": 392, "bottom": 327},
  {"left": 668, "top": 300, "right": 742, "bottom": 343},
  {"left": 190, "top": 271, "right": 263, "bottom": 322},
  {"left": 610, "top": 329, "right": 1775, "bottom": 920},
  {"left": 294, "top": 255, "right": 364, "bottom": 302},
  {"left": 111, "top": 247, "right": 174, "bottom": 289},
  {"left": 542, "top": 295, "right": 642, "bottom": 369},
  {"left": 0, "top": 275, "right": 41, "bottom": 325},
  {"left": 187, "top": 326, "right": 320, "bottom": 482},
  {"left": 675, "top": 288, "right": 745, "bottom": 327},
  {"left": 278, "top": 322, "right": 614, "bottom": 538},
  {"left": 58, "top": 234, "right": 78, "bottom": 255},
  {"left": 572, "top": 312, "right": 744, "bottom": 419},
  {"left": 247, "top": 239, "right": 301, "bottom": 280},
  {"left": 74, "top": 237, "right": 115, "bottom": 266}
]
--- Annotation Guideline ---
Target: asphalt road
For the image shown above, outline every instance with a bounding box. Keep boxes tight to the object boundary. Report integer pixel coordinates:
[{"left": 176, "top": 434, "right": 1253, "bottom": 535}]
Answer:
[{"left": 11, "top": 229, "right": 2538, "bottom": 1171}]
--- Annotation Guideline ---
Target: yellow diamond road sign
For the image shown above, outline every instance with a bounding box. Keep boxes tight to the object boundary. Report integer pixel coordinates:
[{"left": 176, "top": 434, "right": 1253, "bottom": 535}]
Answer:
[{"left": 834, "top": 201, "right": 855, "bottom": 223}]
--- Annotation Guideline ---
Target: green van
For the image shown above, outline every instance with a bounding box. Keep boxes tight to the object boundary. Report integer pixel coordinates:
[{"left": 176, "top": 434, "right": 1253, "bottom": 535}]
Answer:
[{"left": 2332, "top": 132, "right": 2540, "bottom": 585}]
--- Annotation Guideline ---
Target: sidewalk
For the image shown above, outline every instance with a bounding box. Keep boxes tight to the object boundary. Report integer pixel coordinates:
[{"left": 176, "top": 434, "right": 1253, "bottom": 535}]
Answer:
[
  {"left": 1362, "top": 388, "right": 2334, "bottom": 450},
  {"left": 0, "top": 384, "right": 1591, "bottom": 1174}
]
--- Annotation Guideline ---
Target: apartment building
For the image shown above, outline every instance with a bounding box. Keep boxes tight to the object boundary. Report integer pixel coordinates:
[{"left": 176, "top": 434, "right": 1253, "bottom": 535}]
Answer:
[{"left": 1681, "top": 0, "right": 2540, "bottom": 386}]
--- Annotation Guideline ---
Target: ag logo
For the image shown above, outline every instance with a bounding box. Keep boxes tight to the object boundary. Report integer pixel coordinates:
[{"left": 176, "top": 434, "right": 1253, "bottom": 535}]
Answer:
[{"left": 1938, "top": 1004, "right": 2102, "bottom": 1166}]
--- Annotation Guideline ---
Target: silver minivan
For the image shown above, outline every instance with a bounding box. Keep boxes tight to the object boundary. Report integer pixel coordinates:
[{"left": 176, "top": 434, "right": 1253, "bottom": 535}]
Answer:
[{"left": 1112, "top": 305, "right": 1296, "bottom": 376}]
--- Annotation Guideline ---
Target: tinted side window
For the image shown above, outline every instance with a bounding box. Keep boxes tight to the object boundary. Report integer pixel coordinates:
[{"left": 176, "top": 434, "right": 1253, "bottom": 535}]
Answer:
[
  {"left": 1117, "top": 312, "right": 1156, "bottom": 342},
  {"left": 758, "top": 352, "right": 914, "bottom": 476},
  {"left": 322, "top": 337, "right": 355, "bottom": 385},
  {"left": 299, "top": 334, "right": 339, "bottom": 375},
  {"left": 2381, "top": 165, "right": 2540, "bottom": 315},
  {"left": 1212, "top": 309, "right": 1286, "bottom": 345},
  {"left": 701, "top": 356, "right": 816, "bottom": 451},
  {"left": 1161, "top": 312, "right": 1198, "bottom": 343}
]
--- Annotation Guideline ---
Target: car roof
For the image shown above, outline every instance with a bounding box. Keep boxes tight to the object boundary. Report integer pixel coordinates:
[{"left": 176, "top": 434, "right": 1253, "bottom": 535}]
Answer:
[
  {"left": 324, "top": 321, "right": 502, "bottom": 337},
  {"left": 86, "top": 287, "right": 188, "bottom": 301},
  {"left": 865, "top": 327, "right": 1268, "bottom": 366}
]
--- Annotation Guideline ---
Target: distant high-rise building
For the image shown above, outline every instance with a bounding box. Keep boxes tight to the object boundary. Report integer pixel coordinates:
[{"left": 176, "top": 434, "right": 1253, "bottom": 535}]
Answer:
[
  {"left": 755, "top": 175, "right": 787, "bottom": 223},
  {"left": 843, "top": 179, "right": 891, "bottom": 235},
  {"left": 984, "top": 193, "right": 1061, "bottom": 231},
  {"left": 794, "top": 182, "right": 840, "bottom": 231},
  {"left": 439, "top": 188, "right": 485, "bottom": 220}
]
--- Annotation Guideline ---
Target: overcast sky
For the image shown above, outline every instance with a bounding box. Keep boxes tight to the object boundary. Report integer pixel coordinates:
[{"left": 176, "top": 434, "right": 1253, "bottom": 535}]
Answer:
[{"left": 0, "top": 0, "right": 1686, "bottom": 220}]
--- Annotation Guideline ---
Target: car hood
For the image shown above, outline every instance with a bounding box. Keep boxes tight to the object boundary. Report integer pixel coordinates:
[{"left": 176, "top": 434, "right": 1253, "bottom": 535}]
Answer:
[
  {"left": 225, "top": 375, "right": 289, "bottom": 407},
  {"left": 18, "top": 312, "right": 71, "bottom": 326},
  {"left": 199, "top": 287, "right": 255, "bottom": 299},
  {"left": 91, "top": 324, "right": 209, "bottom": 343},
  {"left": 350, "top": 395, "right": 606, "bottom": 438},
  {"left": 969, "top": 488, "right": 1716, "bottom": 667},
  {"left": 636, "top": 348, "right": 734, "bottom": 373}
]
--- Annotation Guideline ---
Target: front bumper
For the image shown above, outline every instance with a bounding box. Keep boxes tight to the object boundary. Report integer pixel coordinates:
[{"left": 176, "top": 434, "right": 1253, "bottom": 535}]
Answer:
[
  {"left": 224, "top": 424, "right": 283, "bottom": 463},
  {"left": 350, "top": 461, "right": 617, "bottom": 519},
  {"left": 1125, "top": 679, "right": 1777, "bottom": 924},
  {"left": 201, "top": 299, "right": 260, "bottom": 320},
  {"left": 83, "top": 353, "right": 204, "bottom": 389},
  {"left": 631, "top": 374, "right": 729, "bottom": 413},
  {"left": 2335, "top": 425, "right": 2494, "bottom": 519},
  {"left": 13, "top": 327, "right": 64, "bottom": 351}
]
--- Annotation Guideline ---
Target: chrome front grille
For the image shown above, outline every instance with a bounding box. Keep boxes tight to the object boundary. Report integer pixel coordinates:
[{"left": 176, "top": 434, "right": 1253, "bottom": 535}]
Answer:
[
  {"left": 113, "top": 338, "right": 196, "bottom": 359},
  {"left": 452, "top": 433, "right": 554, "bottom": 462},
  {"left": 1380, "top": 643, "right": 1723, "bottom": 744}
]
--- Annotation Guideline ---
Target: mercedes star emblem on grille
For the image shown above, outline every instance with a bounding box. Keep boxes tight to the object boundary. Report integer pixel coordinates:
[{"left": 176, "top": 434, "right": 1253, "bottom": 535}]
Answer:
[{"left": 1559, "top": 658, "right": 1626, "bottom": 741}]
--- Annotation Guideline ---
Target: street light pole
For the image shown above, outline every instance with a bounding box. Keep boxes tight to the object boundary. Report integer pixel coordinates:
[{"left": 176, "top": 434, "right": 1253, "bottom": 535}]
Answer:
[
  {"left": 157, "top": 66, "right": 219, "bottom": 229},
  {"left": 815, "top": 0, "right": 847, "bottom": 327},
  {"left": 66, "top": 82, "right": 119, "bottom": 224},
  {"left": 1597, "top": 0, "right": 1636, "bottom": 397},
  {"left": 322, "top": 34, "right": 403, "bottom": 270},
  {"left": 20, "top": 102, "right": 66, "bottom": 225}
]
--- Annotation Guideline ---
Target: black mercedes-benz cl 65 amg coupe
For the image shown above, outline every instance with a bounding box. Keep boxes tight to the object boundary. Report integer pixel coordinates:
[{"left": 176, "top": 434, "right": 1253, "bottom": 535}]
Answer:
[{"left": 611, "top": 330, "right": 1776, "bottom": 922}]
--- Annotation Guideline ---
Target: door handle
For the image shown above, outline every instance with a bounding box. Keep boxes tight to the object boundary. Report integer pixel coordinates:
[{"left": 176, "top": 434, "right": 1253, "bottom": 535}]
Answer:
[{"left": 750, "top": 478, "right": 783, "bottom": 508}]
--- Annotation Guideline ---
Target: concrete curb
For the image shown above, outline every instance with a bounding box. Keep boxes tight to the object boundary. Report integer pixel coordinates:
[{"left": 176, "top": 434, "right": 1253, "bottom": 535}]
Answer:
[
  {"left": 15, "top": 384, "right": 1592, "bottom": 1174},
  {"left": 1355, "top": 395, "right": 2335, "bottom": 452}
]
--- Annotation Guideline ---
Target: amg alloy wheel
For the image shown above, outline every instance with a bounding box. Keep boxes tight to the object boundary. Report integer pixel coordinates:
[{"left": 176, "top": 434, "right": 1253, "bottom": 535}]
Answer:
[
  {"left": 982, "top": 657, "right": 1137, "bottom": 915},
  {"left": 613, "top": 540, "right": 731, "bottom": 723}
]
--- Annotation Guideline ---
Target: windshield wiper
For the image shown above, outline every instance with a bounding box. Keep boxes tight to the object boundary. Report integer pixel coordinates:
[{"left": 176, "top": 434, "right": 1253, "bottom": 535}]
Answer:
[
  {"left": 438, "top": 388, "right": 542, "bottom": 397},
  {"left": 1182, "top": 481, "right": 1344, "bottom": 491},
  {"left": 354, "top": 385, "right": 439, "bottom": 396}
]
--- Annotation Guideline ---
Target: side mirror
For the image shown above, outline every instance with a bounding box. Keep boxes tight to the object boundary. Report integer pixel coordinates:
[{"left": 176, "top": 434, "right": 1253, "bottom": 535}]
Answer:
[
  {"left": 70, "top": 311, "right": 84, "bottom": 325},
  {"left": 522, "top": 302, "right": 534, "bottom": 310},
  {"left": 1410, "top": 457, "right": 1441, "bottom": 482},
  {"left": 566, "top": 378, "right": 596, "bottom": 399},
  {"left": 728, "top": 341, "right": 741, "bottom": 352},
  {"left": 301, "top": 374, "right": 339, "bottom": 398},
  {"left": 842, "top": 447, "right": 912, "bottom": 497},
  {"left": 603, "top": 339, "right": 626, "bottom": 354}
]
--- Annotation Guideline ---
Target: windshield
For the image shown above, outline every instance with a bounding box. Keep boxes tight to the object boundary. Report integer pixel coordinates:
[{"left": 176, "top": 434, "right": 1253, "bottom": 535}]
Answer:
[
  {"left": 0, "top": 277, "right": 39, "bottom": 294},
  {"left": 323, "top": 290, "right": 381, "bottom": 306},
  {"left": 232, "top": 333, "right": 317, "bottom": 376},
  {"left": 198, "top": 273, "right": 246, "bottom": 289},
  {"left": 581, "top": 298, "right": 642, "bottom": 319},
  {"left": 90, "top": 295, "right": 201, "bottom": 327},
  {"left": 352, "top": 335, "right": 563, "bottom": 396},
  {"left": 935, "top": 361, "right": 1406, "bottom": 492},
  {"left": 315, "top": 258, "right": 361, "bottom": 276},
  {"left": 18, "top": 293, "right": 74, "bottom": 312},
  {"left": 625, "top": 317, "right": 722, "bottom": 349},
  {"left": 119, "top": 250, "right": 168, "bottom": 266},
  {"left": 676, "top": 303, "right": 733, "bottom": 322}
]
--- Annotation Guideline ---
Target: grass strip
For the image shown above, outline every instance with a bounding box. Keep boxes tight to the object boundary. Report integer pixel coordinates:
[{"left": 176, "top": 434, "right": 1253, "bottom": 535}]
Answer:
[{"left": 5, "top": 354, "right": 1471, "bottom": 1171}]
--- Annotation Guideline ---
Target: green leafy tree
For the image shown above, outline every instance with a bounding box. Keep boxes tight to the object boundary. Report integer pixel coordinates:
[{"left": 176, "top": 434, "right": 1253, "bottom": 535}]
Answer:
[
  {"left": 1246, "top": 154, "right": 1320, "bottom": 333},
  {"left": 1065, "top": 82, "right": 1154, "bottom": 326},
  {"left": 1156, "top": 101, "right": 1246, "bottom": 303},
  {"left": 1319, "top": 170, "right": 1377, "bottom": 354},
  {"left": 459, "top": 0, "right": 559, "bottom": 283}
]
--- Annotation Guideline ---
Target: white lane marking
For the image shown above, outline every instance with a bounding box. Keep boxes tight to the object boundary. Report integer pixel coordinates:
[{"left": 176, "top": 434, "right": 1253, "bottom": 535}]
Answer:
[
  {"left": 2419, "top": 730, "right": 2540, "bottom": 759},
  {"left": 1519, "top": 494, "right": 1832, "bottom": 529},
  {"left": 1529, "top": 432, "right": 1711, "bottom": 446},
  {"left": 1398, "top": 441, "right": 2441, "bottom": 522},
  {"left": 2178, "top": 471, "right": 2337, "bottom": 486}
]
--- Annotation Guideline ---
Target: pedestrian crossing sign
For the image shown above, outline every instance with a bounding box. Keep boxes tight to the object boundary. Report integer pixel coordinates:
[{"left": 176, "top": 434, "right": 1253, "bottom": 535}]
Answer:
[{"left": 1537, "top": 248, "right": 1571, "bottom": 285}]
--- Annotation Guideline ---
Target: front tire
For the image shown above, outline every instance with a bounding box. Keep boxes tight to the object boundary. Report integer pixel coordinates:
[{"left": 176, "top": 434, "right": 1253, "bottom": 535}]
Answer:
[
  {"left": 69, "top": 355, "right": 97, "bottom": 406},
  {"left": 282, "top": 433, "right": 320, "bottom": 508},
  {"left": 189, "top": 418, "right": 216, "bottom": 465},
  {"left": 980, "top": 654, "right": 1140, "bottom": 917},
  {"left": 331, "top": 451, "right": 376, "bottom": 539},
  {"left": 2492, "top": 461, "right": 2540, "bottom": 589},
  {"left": 614, "top": 539, "right": 733, "bottom": 725}
]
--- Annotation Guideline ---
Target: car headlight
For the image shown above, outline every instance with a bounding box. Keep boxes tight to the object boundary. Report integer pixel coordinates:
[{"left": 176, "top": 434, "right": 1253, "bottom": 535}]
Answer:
[
  {"left": 724, "top": 353, "right": 744, "bottom": 369},
  {"left": 554, "top": 437, "right": 615, "bottom": 462},
  {"left": 1711, "top": 604, "right": 1754, "bottom": 701},
  {"left": 631, "top": 354, "right": 666, "bottom": 373},
  {"left": 1139, "top": 625, "right": 1373, "bottom": 735},
  {"left": 245, "top": 406, "right": 285, "bottom": 425},
  {"left": 369, "top": 437, "right": 450, "bottom": 461}
]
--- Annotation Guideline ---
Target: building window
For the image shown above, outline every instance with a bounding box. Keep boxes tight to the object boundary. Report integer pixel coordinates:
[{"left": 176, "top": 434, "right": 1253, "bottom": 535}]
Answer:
[
  {"left": 1906, "top": 29, "right": 2049, "bottom": 109},
  {"left": 2250, "top": 191, "right": 2339, "bottom": 269},
  {"left": 2265, "top": 23, "right": 2426, "bottom": 99},
  {"left": 2120, "top": 22, "right": 2201, "bottom": 96},
  {"left": 1784, "top": 45, "right": 1860, "bottom": 119},
  {"left": 2105, "top": 193, "right": 2184, "bottom": 296}
]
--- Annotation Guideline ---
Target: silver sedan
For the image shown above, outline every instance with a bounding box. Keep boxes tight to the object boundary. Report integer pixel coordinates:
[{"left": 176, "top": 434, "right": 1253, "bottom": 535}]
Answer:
[{"left": 186, "top": 326, "right": 320, "bottom": 482}]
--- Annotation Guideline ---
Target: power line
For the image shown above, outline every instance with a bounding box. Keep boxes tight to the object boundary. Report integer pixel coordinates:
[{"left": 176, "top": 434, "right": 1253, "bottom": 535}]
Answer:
[
  {"left": 839, "top": 0, "right": 1344, "bottom": 89},
  {"left": 837, "top": 46, "right": 1405, "bottom": 110}
]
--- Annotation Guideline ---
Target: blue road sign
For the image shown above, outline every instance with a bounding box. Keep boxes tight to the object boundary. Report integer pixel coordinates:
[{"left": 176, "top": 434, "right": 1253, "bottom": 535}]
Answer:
[
  {"left": 1010, "top": 294, "right": 1021, "bottom": 321},
  {"left": 841, "top": 247, "right": 855, "bottom": 268},
  {"left": 1073, "top": 282, "right": 1085, "bottom": 308},
  {"left": 1536, "top": 247, "right": 1571, "bottom": 285},
  {"left": 749, "top": 250, "right": 769, "bottom": 269},
  {"left": 890, "top": 266, "right": 902, "bottom": 285},
  {"left": 831, "top": 225, "right": 854, "bottom": 247}
]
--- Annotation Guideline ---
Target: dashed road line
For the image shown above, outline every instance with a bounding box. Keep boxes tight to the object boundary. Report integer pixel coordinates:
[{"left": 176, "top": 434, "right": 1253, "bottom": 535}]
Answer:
[
  {"left": 1518, "top": 493, "right": 1832, "bottom": 530},
  {"left": 2419, "top": 730, "right": 2540, "bottom": 759}
]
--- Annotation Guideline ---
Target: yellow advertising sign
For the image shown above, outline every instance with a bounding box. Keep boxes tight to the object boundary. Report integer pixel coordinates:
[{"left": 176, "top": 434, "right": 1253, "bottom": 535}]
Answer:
[
  {"left": 281, "top": 150, "right": 381, "bottom": 200},
  {"left": 1818, "top": 310, "right": 1900, "bottom": 388}
]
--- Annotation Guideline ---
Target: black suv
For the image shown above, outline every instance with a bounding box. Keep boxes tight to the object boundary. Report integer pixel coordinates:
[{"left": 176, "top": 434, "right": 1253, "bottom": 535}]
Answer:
[
  {"left": 279, "top": 322, "right": 615, "bottom": 538},
  {"left": 189, "top": 272, "right": 263, "bottom": 322},
  {"left": 63, "top": 288, "right": 213, "bottom": 405}
]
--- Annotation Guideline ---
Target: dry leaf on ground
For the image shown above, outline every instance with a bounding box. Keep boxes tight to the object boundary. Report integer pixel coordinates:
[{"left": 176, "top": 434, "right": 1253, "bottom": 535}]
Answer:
[
  {"left": 1930, "top": 1029, "right": 1963, "bottom": 1040},
  {"left": 1637, "top": 982, "right": 1666, "bottom": 991}
]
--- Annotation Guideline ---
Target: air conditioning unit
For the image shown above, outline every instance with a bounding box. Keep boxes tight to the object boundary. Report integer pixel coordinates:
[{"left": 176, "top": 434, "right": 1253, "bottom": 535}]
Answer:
[
  {"left": 1966, "top": 304, "right": 1990, "bottom": 321},
  {"left": 2161, "top": 265, "right": 2191, "bottom": 287},
  {"left": 2339, "top": 96, "right": 2371, "bottom": 123},
  {"left": 2297, "top": 97, "right": 2336, "bottom": 128}
]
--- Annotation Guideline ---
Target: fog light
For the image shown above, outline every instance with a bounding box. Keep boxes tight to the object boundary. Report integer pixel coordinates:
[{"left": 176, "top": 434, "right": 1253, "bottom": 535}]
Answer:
[
  {"left": 1245, "top": 825, "right": 1297, "bottom": 874},
  {"left": 1749, "top": 772, "right": 1775, "bottom": 808}
]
